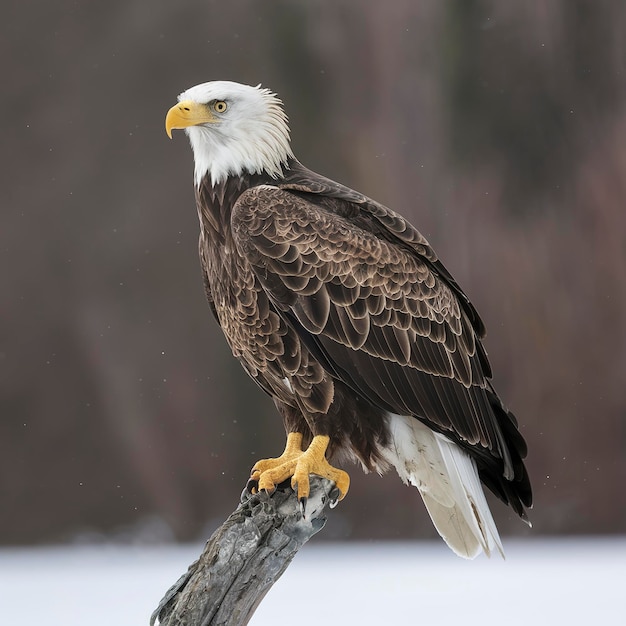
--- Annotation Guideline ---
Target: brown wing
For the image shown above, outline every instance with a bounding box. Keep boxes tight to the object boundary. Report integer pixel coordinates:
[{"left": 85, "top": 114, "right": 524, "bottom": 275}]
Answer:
[
  {"left": 231, "top": 179, "right": 530, "bottom": 512},
  {"left": 278, "top": 161, "right": 488, "bottom": 343}
]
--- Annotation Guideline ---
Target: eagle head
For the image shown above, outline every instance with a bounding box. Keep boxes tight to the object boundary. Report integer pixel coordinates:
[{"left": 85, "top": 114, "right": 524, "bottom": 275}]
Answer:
[{"left": 165, "top": 81, "right": 294, "bottom": 187}]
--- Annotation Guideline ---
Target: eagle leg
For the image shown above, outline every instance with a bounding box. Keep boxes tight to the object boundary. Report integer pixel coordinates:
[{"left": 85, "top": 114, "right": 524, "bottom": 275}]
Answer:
[{"left": 250, "top": 433, "right": 350, "bottom": 504}]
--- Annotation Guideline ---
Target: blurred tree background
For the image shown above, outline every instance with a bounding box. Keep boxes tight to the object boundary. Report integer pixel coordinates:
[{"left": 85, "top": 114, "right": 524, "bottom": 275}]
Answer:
[{"left": 1, "top": 0, "right": 625, "bottom": 545}]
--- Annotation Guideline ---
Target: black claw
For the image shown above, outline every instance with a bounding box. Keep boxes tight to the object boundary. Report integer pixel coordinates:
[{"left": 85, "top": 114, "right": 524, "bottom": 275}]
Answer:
[
  {"left": 299, "top": 497, "right": 307, "bottom": 516},
  {"left": 246, "top": 478, "right": 259, "bottom": 494}
]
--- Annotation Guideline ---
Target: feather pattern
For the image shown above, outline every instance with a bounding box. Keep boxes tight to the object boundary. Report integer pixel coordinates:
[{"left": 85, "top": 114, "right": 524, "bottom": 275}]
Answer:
[{"left": 227, "top": 167, "right": 530, "bottom": 523}]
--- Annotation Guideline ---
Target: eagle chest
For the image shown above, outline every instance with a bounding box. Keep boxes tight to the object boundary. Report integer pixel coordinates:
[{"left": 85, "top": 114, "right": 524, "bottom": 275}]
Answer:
[
  {"left": 201, "top": 232, "right": 333, "bottom": 414},
  {"left": 202, "top": 235, "right": 285, "bottom": 375}
]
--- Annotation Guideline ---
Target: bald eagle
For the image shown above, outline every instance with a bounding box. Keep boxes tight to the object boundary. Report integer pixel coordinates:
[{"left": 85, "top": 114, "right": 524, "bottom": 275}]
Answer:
[{"left": 165, "top": 81, "right": 531, "bottom": 558}]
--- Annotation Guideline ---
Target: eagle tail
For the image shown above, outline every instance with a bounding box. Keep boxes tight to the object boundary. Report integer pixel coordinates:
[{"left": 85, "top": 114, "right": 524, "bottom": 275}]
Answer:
[{"left": 381, "top": 413, "right": 504, "bottom": 559}]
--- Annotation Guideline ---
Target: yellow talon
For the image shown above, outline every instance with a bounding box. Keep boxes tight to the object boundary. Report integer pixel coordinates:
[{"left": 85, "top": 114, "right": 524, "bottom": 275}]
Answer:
[
  {"left": 250, "top": 432, "right": 304, "bottom": 489},
  {"left": 290, "top": 435, "right": 350, "bottom": 501},
  {"left": 250, "top": 433, "right": 350, "bottom": 501}
]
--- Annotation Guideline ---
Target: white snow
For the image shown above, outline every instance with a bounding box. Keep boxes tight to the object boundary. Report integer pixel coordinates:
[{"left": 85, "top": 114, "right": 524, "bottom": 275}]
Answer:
[{"left": 0, "top": 538, "right": 623, "bottom": 625}]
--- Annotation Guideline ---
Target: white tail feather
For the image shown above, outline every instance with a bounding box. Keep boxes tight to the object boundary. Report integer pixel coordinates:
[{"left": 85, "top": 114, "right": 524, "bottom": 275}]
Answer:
[{"left": 380, "top": 413, "right": 504, "bottom": 559}]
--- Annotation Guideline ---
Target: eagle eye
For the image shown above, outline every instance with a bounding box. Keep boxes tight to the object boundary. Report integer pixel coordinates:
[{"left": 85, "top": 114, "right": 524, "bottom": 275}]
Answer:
[{"left": 212, "top": 100, "right": 228, "bottom": 113}]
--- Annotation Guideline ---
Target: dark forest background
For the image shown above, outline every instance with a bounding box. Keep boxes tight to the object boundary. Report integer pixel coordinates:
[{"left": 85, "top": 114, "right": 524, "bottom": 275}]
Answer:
[{"left": 1, "top": 0, "right": 625, "bottom": 545}]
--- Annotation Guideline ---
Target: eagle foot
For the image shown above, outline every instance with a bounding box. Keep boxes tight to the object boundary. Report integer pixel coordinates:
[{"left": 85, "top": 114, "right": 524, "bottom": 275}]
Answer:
[
  {"left": 249, "top": 433, "right": 350, "bottom": 506},
  {"left": 249, "top": 432, "right": 304, "bottom": 494}
]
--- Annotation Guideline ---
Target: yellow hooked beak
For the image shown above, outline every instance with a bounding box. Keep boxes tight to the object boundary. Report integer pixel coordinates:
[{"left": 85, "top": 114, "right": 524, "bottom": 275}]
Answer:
[{"left": 165, "top": 100, "right": 218, "bottom": 138}]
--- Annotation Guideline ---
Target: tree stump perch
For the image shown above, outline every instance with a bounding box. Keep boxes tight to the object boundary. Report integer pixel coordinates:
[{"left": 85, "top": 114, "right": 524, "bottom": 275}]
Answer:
[{"left": 151, "top": 477, "right": 338, "bottom": 626}]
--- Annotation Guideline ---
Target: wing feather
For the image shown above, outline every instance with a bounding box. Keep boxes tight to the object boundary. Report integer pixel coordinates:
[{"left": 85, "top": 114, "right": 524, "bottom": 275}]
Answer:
[
  {"left": 231, "top": 183, "right": 514, "bottom": 472},
  {"left": 297, "top": 285, "right": 331, "bottom": 333}
]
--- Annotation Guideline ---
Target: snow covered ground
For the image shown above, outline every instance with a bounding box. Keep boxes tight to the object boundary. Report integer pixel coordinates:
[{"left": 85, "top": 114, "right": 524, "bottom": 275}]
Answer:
[{"left": 1, "top": 538, "right": 623, "bottom": 625}]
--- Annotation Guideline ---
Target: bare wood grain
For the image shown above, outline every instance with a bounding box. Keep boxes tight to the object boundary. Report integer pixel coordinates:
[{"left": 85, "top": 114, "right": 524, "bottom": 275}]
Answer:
[{"left": 151, "top": 477, "right": 338, "bottom": 626}]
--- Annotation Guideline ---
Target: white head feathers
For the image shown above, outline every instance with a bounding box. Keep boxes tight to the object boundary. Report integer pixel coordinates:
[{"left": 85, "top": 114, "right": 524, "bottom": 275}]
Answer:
[{"left": 175, "top": 81, "right": 294, "bottom": 187}]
